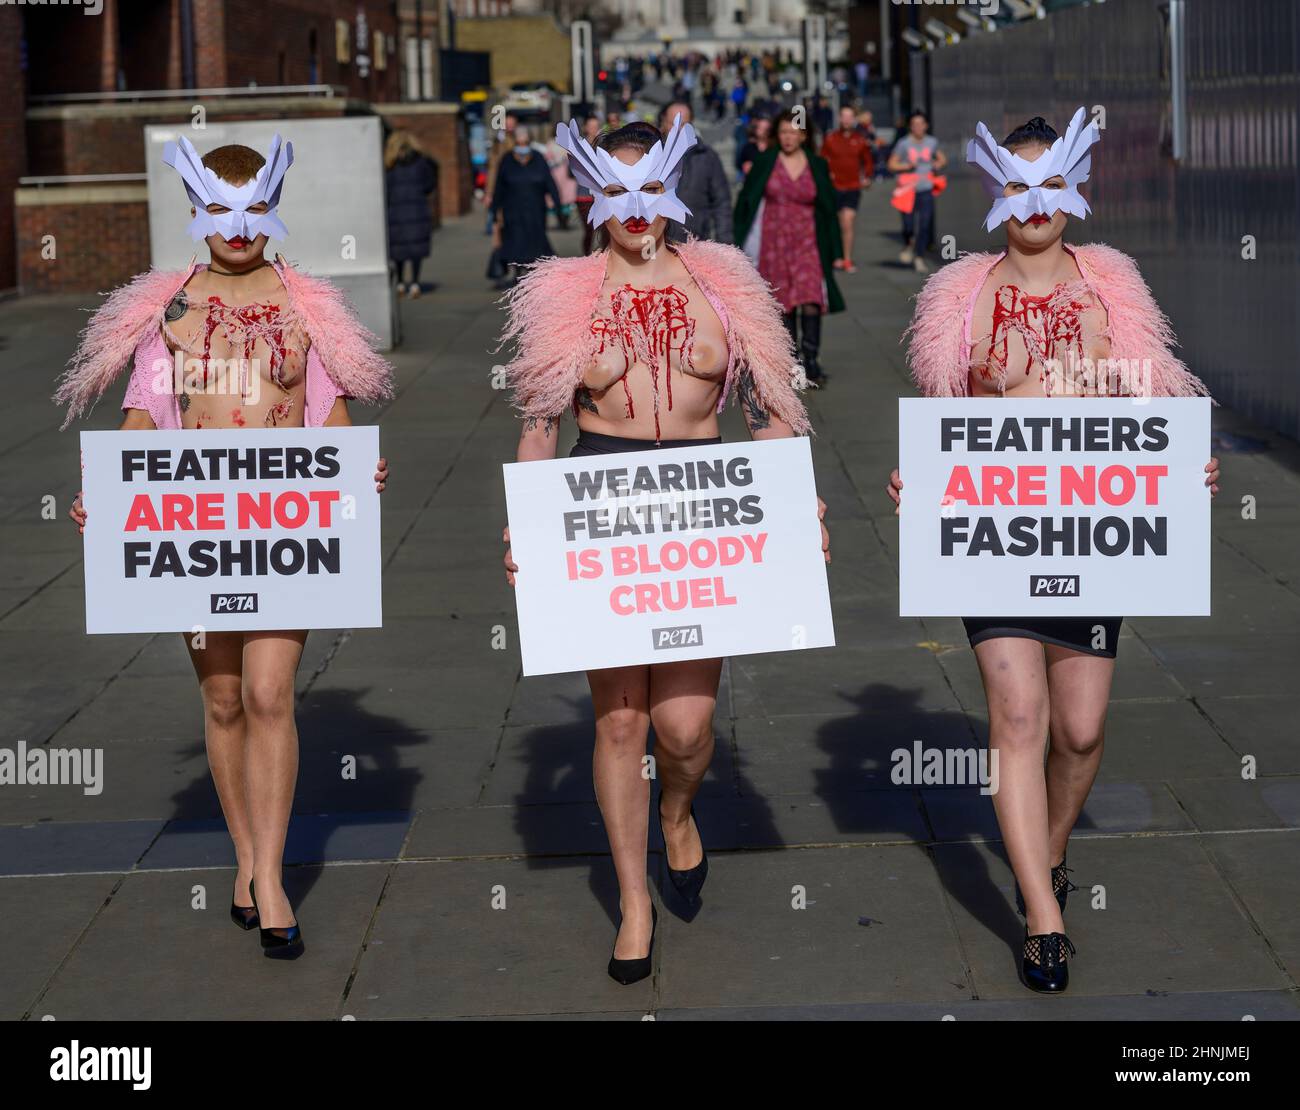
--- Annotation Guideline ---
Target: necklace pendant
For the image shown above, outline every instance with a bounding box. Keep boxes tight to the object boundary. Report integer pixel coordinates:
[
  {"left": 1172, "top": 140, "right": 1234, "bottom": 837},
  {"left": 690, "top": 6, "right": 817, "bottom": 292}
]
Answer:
[{"left": 178, "top": 392, "right": 190, "bottom": 412}]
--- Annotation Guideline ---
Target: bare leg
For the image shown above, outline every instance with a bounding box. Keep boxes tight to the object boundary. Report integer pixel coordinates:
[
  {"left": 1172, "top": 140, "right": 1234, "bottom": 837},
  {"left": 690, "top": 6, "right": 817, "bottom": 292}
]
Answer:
[
  {"left": 587, "top": 664, "right": 653, "bottom": 959},
  {"left": 184, "top": 631, "right": 254, "bottom": 907},
  {"left": 648, "top": 657, "right": 722, "bottom": 871},
  {"left": 241, "top": 630, "right": 307, "bottom": 929},
  {"left": 1044, "top": 645, "right": 1115, "bottom": 869},
  {"left": 973, "top": 637, "right": 1061, "bottom": 936},
  {"left": 838, "top": 206, "right": 856, "bottom": 267}
]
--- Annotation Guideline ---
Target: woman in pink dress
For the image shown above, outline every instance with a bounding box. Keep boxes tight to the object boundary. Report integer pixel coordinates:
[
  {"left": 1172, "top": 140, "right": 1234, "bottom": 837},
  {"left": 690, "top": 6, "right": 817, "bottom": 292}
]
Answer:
[{"left": 734, "top": 110, "right": 844, "bottom": 386}]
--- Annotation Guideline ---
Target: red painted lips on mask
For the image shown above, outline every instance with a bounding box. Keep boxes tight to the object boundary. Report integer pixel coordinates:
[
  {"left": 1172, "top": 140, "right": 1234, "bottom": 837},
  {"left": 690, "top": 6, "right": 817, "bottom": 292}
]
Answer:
[
  {"left": 622, "top": 217, "right": 649, "bottom": 234},
  {"left": 226, "top": 236, "right": 249, "bottom": 249},
  {"left": 1027, "top": 214, "right": 1051, "bottom": 226}
]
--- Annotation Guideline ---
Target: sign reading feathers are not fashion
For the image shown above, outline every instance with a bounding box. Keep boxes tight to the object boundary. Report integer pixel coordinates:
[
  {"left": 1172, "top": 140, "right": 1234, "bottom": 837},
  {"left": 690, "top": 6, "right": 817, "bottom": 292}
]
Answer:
[
  {"left": 898, "top": 398, "right": 1212, "bottom": 617},
  {"left": 80, "top": 428, "right": 382, "bottom": 633},
  {"left": 504, "top": 437, "right": 834, "bottom": 675}
]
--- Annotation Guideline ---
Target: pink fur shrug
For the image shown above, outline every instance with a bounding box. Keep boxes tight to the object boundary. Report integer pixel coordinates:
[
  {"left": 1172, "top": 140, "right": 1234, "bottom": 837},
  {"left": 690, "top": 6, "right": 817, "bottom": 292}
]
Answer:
[
  {"left": 904, "top": 243, "right": 1210, "bottom": 399},
  {"left": 54, "top": 257, "right": 394, "bottom": 429},
  {"left": 498, "top": 238, "right": 811, "bottom": 434}
]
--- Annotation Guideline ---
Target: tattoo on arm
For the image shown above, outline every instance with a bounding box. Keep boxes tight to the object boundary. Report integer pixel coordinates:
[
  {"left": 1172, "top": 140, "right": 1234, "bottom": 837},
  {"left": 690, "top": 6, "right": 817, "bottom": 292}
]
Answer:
[
  {"left": 523, "top": 414, "right": 559, "bottom": 436},
  {"left": 575, "top": 387, "right": 599, "bottom": 414},
  {"left": 738, "top": 372, "right": 771, "bottom": 432}
]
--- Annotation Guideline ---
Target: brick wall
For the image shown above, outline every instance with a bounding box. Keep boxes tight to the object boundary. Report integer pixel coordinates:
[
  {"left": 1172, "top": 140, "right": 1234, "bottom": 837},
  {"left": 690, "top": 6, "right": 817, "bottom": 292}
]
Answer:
[
  {"left": 221, "top": 0, "right": 401, "bottom": 101},
  {"left": 27, "top": 97, "right": 369, "bottom": 178},
  {"left": 16, "top": 185, "right": 150, "bottom": 295},
  {"left": 0, "top": 6, "right": 26, "bottom": 291},
  {"left": 376, "top": 104, "right": 473, "bottom": 219},
  {"left": 22, "top": 0, "right": 118, "bottom": 97}
]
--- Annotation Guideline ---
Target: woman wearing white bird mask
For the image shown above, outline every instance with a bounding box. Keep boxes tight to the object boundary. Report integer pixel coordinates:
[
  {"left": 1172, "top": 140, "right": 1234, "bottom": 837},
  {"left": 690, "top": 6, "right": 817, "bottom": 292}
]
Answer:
[{"left": 889, "top": 111, "right": 1218, "bottom": 993}]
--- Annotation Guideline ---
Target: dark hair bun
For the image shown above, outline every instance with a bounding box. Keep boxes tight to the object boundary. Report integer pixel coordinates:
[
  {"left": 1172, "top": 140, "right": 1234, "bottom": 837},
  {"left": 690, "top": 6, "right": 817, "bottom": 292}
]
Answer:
[{"left": 1002, "top": 116, "right": 1060, "bottom": 149}]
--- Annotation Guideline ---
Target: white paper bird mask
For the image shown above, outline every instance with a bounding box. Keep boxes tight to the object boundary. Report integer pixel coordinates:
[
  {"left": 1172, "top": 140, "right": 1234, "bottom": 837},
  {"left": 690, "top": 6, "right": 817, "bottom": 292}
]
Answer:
[
  {"left": 966, "top": 108, "right": 1100, "bottom": 233},
  {"left": 163, "top": 133, "right": 294, "bottom": 241},
  {"left": 555, "top": 117, "right": 697, "bottom": 228}
]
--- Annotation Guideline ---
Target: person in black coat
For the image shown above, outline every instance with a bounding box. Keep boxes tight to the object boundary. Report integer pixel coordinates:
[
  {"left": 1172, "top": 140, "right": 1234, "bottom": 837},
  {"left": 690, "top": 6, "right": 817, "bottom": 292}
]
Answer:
[
  {"left": 491, "top": 124, "right": 560, "bottom": 288},
  {"left": 658, "top": 102, "right": 733, "bottom": 244},
  {"left": 384, "top": 131, "right": 437, "bottom": 298}
]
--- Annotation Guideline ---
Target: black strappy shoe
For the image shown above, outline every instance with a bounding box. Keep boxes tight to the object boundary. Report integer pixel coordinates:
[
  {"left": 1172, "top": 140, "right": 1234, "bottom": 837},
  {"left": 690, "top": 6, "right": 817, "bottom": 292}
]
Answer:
[
  {"left": 1020, "top": 929, "right": 1075, "bottom": 993},
  {"left": 608, "top": 904, "right": 656, "bottom": 986},
  {"left": 250, "top": 880, "right": 305, "bottom": 960},
  {"left": 1014, "top": 856, "right": 1078, "bottom": 916},
  {"left": 658, "top": 798, "right": 709, "bottom": 910}
]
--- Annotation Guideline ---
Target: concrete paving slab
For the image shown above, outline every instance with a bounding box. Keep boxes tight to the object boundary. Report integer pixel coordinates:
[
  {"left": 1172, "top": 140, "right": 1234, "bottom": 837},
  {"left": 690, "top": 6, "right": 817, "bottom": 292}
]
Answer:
[
  {"left": 1166, "top": 776, "right": 1300, "bottom": 831},
  {"left": 935, "top": 836, "right": 1290, "bottom": 1000},
  {"left": 138, "top": 811, "right": 411, "bottom": 870},
  {"left": 1202, "top": 832, "right": 1300, "bottom": 982},
  {"left": 1194, "top": 696, "right": 1300, "bottom": 772},
  {"left": 655, "top": 844, "right": 970, "bottom": 1010},
  {"left": 293, "top": 726, "right": 498, "bottom": 813},
  {"left": 0, "top": 873, "right": 120, "bottom": 1019},
  {"left": 0, "top": 819, "right": 163, "bottom": 876},
  {"left": 33, "top": 865, "right": 386, "bottom": 1020},
  {"left": 345, "top": 857, "right": 654, "bottom": 1018},
  {"left": 658, "top": 989, "right": 1300, "bottom": 1020}
]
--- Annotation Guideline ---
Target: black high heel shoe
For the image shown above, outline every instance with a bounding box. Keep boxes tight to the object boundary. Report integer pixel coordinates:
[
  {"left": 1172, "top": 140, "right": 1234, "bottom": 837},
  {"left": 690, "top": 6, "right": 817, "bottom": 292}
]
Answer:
[
  {"left": 658, "top": 798, "right": 709, "bottom": 909},
  {"left": 1014, "top": 856, "right": 1076, "bottom": 916},
  {"left": 250, "top": 879, "right": 305, "bottom": 960},
  {"left": 607, "top": 904, "right": 656, "bottom": 986},
  {"left": 1020, "top": 929, "right": 1075, "bottom": 993},
  {"left": 230, "top": 900, "right": 259, "bottom": 930},
  {"left": 231, "top": 875, "right": 259, "bottom": 930}
]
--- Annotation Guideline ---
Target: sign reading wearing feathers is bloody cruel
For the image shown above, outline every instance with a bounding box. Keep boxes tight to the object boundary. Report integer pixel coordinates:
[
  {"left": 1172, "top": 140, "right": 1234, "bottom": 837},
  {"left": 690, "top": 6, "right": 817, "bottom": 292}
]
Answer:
[
  {"left": 79, "top": 428, "right": 382, "bottom": 633},
  {"left": 898, "top": 398, "right": 1212, "bottom": 617},
  {"left": 503, "top": 437, "right": 835, "bottom": 676}
]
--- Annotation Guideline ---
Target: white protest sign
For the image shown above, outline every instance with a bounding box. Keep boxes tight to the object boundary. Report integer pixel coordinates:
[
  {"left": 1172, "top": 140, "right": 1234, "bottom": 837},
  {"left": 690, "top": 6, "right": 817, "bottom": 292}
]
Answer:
[
  {"left": 503, "top": 437, "right": 834, "bottom": 676},
  {"left": 80, "top": 428, "right": 382, "bottom": 633},
  {"left": 898, "top": 398, "right": 1211, "bottom": 616}
]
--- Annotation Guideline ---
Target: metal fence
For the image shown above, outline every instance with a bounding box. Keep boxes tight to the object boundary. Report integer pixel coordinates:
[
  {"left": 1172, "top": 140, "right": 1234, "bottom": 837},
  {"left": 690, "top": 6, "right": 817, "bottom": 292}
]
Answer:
[{"left": 924, "top": 0, "right": 1298, "bottom": 440}]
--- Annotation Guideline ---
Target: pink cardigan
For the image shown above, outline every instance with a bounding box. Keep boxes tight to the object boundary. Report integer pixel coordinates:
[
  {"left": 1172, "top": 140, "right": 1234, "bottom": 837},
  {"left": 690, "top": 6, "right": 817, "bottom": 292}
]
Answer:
[
  {"left": 55, "top": 258, "right": 394, "bottom": 429},
  {"left": 498, "top": 237, "right": 812, "bottom": 434},
  {"left": 904, "top": 243, "right": 1211, "bottom": 399}
]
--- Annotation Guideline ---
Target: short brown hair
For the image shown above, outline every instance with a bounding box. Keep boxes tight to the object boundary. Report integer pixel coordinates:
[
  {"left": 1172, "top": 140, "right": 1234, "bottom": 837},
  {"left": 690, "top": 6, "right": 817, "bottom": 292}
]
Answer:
[{"left": 200, "top": 144, "right": 265, "bottom": 185}]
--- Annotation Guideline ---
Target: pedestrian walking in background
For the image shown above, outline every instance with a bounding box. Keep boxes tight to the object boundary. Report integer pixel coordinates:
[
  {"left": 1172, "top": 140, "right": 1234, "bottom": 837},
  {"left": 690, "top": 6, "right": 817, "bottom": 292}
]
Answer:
[
  {"left": 543, "top": 133, "right": 578, "bottom": 230},
  {"left": 384, "top": 131, "right": 437, "bottom": 299},
  {"left": 888, "top": 109, "right": 947, "bottom": 274},
  {"left": 734, "top": 109, "right": 844, "bottom": 387},
  {"left": 821, "top": 104, "right": 874, "bottom": 274},
  {"left": 659, "top": 102, "right": 733, "bottom": 244},
  {"left": 737, "top": 115, "right": 771, "bottom": 177},
  {"left": 574, "top": 115, "right": 602, "bottom": 255},
  {"left": 490, "top": 125, "right": 560, "bottom": 289}
]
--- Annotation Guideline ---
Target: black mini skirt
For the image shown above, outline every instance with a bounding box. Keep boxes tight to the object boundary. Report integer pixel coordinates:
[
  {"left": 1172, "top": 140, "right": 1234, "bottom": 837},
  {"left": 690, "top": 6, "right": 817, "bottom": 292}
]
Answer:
[
  {"left": 961, "top": 617, "right": 1123, "bottom": 659},
  {"left": 569, "top": 430, "right": 723, "bottom": 457}
]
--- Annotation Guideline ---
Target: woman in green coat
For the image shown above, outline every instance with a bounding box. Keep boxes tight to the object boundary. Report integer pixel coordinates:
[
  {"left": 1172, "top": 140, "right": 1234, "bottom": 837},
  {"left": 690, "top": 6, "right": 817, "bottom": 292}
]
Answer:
[{"left": 734, "top": 110, "right": 844, "bottom": 385}]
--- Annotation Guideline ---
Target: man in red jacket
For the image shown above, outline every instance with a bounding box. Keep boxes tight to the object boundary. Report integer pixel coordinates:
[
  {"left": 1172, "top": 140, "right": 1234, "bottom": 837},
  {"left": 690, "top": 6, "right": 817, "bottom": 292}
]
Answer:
[{"left": 820, "top": 104, "right": 874, "bottom": 273}]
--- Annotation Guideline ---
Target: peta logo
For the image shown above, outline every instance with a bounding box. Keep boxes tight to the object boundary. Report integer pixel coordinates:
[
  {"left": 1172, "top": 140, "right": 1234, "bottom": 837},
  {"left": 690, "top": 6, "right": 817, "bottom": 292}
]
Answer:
[
  {"left": 1029, "top": 575, "right": 1080, "bottom": 597},
  {"left": 652, "top": 624, "right": 702, "bottom": 650},
  {"left": 211, "top": 592, "right": 259, "bottom": 613}
]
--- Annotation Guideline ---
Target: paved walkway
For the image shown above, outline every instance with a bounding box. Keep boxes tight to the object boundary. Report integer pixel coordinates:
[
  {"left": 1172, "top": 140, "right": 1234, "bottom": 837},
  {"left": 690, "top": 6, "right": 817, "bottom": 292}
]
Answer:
[{"left": 2, "top": 177, "right": 1299, "bottom": 1020}]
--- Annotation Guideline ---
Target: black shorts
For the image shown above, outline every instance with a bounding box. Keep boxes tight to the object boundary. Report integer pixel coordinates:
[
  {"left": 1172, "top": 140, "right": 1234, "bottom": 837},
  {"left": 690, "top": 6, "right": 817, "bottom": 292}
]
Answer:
[
  {"left": 834, "top": 189, "right": 861, "bottom": 211},
  {"left": 962, "top": 617, "right": 1123, "bottom": 659},
  {"left": 569, "top": 430, "right": 723, "bottom": 457}
]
